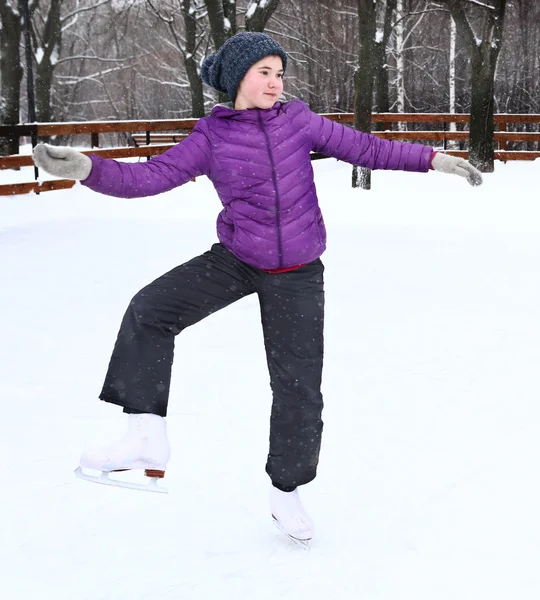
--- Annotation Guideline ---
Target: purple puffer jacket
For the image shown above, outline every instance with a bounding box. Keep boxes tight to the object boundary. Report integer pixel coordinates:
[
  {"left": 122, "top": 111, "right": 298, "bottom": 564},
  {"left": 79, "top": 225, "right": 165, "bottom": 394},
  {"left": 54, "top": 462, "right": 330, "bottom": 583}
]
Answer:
[{"left": 83, "top": 99, "right": 433, "bottom": 269}]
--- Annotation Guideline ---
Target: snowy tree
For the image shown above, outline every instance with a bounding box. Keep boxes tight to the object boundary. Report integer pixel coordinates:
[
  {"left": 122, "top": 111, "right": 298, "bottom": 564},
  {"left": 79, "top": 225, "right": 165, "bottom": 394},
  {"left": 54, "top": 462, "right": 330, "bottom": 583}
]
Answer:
[
  {"left": 353, "top": 0, "right": 376, "bottom": 190},
  {"left": 54, "top": 2, "right": 162, "bottom": 125},
  {"left": 447, "top": 11, "right": 458, "bottom": 149},
  {"left": 0, "top": 0, "right": 23, "bottom": 155},
  {"left": 494, "top": 0, "right": 540, "bottom": 153},
  {"left": 499, "top": 0, "right": 540, "bottom": 115},
  {"left": 373, "top": 0, "right": 397, "bottom": 120},
  {"left": 3, "top": 0, "right": 539, "bottom": 156},
  {"left": 33, "top": 0, "right": 63, "bottom": 123},
  {"left": 203, "top": 0, "right": 280, "bottom": 103},
  {"left": 444, "top": 0, "right": 508, "bottom": 171},
  {"left": 393, "top": 0, "right": 405, "bottom": 129},
  {"left": 244, "top": 0, "right": 279, "bottom": 31},
  {"left": 21, "top": 0, "right": 117, "bottom": 124},
  {"left": 204, "top": 0, "right": 233, "bottom": 49},
  {"left": 146, "top": 0, "right": 207, "bottom": 117}
]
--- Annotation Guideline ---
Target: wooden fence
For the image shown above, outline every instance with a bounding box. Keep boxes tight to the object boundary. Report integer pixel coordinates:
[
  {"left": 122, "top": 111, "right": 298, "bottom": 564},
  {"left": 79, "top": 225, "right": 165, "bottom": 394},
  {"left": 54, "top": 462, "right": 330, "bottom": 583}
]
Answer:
[{"left": 0, "top": 112, "right": 539, "bottom": 196}]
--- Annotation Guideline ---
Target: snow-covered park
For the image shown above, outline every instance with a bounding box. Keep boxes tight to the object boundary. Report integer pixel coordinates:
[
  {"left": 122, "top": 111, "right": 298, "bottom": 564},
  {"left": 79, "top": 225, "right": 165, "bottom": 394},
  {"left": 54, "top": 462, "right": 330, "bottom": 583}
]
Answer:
[{"left": 1, "top": 157, "right": 540, "bottom": 599}]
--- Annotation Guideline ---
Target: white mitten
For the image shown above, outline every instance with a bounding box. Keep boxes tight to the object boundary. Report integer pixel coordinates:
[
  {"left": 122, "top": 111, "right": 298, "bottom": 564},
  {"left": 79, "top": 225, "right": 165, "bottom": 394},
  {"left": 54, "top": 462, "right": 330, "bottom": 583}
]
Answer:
[
  {"left": 431, "top": 153, "right": 483, "bottom": 187},
  {"left": 33, "top": 143, "right": 93, "bottom": 180}
]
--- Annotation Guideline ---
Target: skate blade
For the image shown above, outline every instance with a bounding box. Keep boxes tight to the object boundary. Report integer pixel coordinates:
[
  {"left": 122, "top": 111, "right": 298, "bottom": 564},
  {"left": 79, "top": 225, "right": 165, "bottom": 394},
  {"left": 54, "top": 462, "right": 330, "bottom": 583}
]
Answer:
[
  {"left": 272, "top": 517, "right": 311, "bottom": 551},
  {"left": 74, "top": 466, "right": 168, "bottom": 494}
]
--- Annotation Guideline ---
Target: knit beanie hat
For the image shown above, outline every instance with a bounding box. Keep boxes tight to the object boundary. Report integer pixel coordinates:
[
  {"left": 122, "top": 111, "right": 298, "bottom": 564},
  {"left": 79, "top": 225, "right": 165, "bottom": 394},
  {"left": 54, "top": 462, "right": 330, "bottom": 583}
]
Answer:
[{"left": 201, "top": 32, "right": 288, "bottom": 101}]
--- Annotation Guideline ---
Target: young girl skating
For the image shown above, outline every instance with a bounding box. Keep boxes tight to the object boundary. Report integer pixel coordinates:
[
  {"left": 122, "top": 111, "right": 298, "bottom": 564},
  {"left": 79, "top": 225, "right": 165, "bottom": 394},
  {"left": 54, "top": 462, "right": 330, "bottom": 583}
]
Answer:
[{"left": 33, "top": 31, "right": 482, "bottom": 545}]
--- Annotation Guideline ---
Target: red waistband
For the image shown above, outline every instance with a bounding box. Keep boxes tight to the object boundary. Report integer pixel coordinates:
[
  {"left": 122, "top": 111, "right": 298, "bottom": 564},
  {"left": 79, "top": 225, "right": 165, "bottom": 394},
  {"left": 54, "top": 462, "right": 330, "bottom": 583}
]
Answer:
[{"left": 261, "top": 264, "right": 305, "bottom": 274}]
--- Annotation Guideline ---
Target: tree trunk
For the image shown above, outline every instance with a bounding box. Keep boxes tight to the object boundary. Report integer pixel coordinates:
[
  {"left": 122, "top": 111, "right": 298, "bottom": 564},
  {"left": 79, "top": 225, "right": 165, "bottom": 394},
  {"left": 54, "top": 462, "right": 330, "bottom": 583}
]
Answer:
[
  {"left": 0, "top": 4, "right": 23, "bottom": 155},
  {"left": 223, "top": 0, "right": 236, "bottom": 35},
  {"left": 204, "top": 0, "right": 229, "bottom": 49},
  {"left": 35, "top": 63, "right": 55, "bottom": 122},
  {"left": 373, "top": 42, "right": 389, "bottom": 116},
  {"left": 34, "top": 0, "right": 63, "bottom": 123},
  {"left": 395, "top": 0, "right": 405, "bottom": 131},
  {"left": 182, "top": 0, "right": 205, "bottom": 117},
  {"left": 373, "top": 0, "right": 396, "bottom": 130},
  {"left": 245, "top": 0, "right": 280, "bottom": 32},
  {"left": 353, "top": 0, "right": 376, "bottom": 190},
  {"left": 469, "top": 42, "right": 497, "bottom": 170},
  {"left": 448, "top": 15, "right": 458, "bottom": 149},
  {"left": 448, "top": 0, "right": 507, "bottom": 171},
  {"left": 204, "top": 0, "right": 280, "bottom": 104},
  {"left": 204, "top": 0, "right": 235, "bottom": 103}
]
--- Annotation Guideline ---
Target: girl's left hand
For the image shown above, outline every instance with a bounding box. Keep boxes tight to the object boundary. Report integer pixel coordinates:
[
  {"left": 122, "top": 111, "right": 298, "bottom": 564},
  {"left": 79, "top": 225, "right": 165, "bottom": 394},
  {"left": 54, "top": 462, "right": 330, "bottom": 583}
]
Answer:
[{"left": 431, "top": 153, "right": 483, "bottom": 187}]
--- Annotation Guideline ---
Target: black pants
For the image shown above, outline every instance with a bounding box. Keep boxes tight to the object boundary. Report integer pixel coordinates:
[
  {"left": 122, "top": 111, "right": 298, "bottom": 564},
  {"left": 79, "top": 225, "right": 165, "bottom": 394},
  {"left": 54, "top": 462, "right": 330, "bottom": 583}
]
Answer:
[{"left": 100, "top": 243, "right": 324, "bottom": 489}]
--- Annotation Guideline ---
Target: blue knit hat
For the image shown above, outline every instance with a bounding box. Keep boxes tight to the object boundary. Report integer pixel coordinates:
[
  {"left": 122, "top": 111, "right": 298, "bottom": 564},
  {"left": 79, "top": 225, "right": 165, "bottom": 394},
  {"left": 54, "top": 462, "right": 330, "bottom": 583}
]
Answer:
[{"left": 201, "top": 32, "right": 288, "bottom": 101}]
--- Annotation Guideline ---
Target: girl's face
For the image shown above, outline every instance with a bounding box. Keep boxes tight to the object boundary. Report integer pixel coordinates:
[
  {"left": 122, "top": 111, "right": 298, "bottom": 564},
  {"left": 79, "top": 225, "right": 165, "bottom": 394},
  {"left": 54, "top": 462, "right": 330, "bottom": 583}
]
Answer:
[{"left": 234, "top": 55, "right": 284, "bottom": 110}]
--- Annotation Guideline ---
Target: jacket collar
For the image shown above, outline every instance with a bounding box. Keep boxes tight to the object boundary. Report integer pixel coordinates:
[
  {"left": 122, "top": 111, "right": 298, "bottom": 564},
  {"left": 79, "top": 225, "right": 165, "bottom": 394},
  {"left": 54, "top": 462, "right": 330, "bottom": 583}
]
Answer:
[{"left": 209, "top": 101, "right": 285, "bottom": 122}]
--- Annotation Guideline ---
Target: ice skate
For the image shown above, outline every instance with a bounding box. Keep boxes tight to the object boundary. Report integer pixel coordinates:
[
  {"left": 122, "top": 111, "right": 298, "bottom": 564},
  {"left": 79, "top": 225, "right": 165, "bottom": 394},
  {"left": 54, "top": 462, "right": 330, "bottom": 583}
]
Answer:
[
  {"left": 270, "top": 486, "right": 314, "bottom": 549},
  {"left": 74, "top": 413, "right": 171, "bottom": 493}
]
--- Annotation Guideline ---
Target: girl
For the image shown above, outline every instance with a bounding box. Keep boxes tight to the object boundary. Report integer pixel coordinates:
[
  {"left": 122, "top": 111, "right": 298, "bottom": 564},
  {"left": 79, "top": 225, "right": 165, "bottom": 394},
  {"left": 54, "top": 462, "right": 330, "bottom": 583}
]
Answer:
[{"left": 33, "top": 31, "right": 482, "bottom": 544}]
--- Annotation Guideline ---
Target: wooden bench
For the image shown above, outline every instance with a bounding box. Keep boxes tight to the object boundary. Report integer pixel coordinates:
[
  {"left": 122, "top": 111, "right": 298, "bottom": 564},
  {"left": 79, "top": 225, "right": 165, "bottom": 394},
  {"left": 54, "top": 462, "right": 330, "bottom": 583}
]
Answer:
[{"left": 131, "top": 133, "right": 189, "bottom": 147}]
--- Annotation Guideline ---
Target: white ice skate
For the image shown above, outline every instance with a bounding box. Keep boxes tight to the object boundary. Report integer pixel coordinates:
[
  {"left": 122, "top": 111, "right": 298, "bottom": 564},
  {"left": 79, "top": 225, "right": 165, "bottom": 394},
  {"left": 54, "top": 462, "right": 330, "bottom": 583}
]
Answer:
[
  {"left": 270, "top": 486, "right": 314, "bottom": 549},
  {"left": 74, "top": 413, "right": 171, "bottom": 493}
]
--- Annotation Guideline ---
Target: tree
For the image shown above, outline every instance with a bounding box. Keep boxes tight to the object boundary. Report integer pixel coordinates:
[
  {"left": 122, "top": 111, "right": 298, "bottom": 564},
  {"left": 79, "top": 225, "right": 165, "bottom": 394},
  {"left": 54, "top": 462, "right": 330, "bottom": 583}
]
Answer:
[
  {"left": 202, "top": 0, "right": 280, "bottom": 103},
  {"left": 373, "top": 0, "right": 397, "bottom": 120},
  {"left": 181, "top": 0, "right": 207, "bottom": 117},
  {"left": 30, "top": 0, "right": 117, "bottom": 125},
  {"left": 204, "top": 0, "right": 233, "bottom": 50},
  {"left": 0, "top": 0, "right": 24, "bottom": 155},
  {"left": 34, "top": 0, "right": 62, "bottom": 122},
  {"left": 203, "top": 0, "right": 282, "bottom": 51},
  {"left": 446, "top": 0, "right": 508, "bottom": 171},
  {"left": 393, "top": 0, "right": 405, "bottom": 125},
  {"left": 146, "top": 0, "right": 207, "bottom": 118},
  {"left": 353, "top": 0, "right": 376, "bottom": 189},
  {"left": 447, "top": 11, "right": 459, "bottom": 149},
  {"left": 245, "top": 0, "right": 279, "bottom": 32}
]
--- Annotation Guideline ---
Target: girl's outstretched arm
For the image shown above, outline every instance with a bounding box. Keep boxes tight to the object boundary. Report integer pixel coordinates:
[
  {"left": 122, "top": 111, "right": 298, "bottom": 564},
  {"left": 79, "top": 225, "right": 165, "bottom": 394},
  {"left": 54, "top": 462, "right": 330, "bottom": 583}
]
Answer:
[
  {"left": 308, "top": 108, "right": 482, "bottom": 185},
  {"left": 309, "top": 109, "right": 433, "bottom": 173},
  {"left": 33, "top": 121, "right": 212, "bottom": 198}
]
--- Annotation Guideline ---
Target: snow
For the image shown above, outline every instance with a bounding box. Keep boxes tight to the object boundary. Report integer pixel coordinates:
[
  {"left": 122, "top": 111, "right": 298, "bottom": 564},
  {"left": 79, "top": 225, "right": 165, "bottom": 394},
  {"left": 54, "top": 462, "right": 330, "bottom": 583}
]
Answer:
[
  {"left": 3, "top": 0, "right": 20, "bottom": 17},
  {"left": 246, "top": 1, "right": 258, "bottom": 19},
  {"left": 51, "top": 44, "right": 60, "bottom": 66},
  {"left": 1, "top": 158, "right": 540, "bottom": 599},
  {"left": 468, "top": 0, "right": 497, "bottom": 10}
]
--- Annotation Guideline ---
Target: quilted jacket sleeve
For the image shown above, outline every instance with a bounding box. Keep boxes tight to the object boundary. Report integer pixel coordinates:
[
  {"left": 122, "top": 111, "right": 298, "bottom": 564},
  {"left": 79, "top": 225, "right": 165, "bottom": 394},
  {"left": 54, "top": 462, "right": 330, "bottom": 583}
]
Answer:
[
  {"left": 81, "top": 120, "right": 212, "bottom": 198},
  {"left": 308, "top": 109, "right": 433, "bottom": 173}
]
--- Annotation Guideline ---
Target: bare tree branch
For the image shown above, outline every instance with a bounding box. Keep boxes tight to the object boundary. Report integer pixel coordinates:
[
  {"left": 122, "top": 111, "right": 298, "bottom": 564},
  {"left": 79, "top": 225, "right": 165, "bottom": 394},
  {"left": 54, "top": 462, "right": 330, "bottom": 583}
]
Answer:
[{"left": 61, "top": 0, "right": 113, "bottom": 23}]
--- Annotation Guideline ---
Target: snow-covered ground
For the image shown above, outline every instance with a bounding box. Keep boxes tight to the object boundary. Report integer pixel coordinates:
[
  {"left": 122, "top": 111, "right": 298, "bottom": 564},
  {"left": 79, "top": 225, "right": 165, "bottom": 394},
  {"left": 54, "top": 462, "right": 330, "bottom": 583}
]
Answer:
[{"left": 1, "top": 157, "right": 540, "bottom": 599}]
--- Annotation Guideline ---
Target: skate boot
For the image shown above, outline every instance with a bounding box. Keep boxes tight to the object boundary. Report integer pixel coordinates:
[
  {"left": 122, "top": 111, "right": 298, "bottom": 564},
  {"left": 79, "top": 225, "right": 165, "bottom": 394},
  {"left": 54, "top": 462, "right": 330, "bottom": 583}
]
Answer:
[
  {"left": 75, "top": 413, "right": 171, "bottom": 493},
  {"left": 270, "top": 486, "right": 314, "bottom": 547}
]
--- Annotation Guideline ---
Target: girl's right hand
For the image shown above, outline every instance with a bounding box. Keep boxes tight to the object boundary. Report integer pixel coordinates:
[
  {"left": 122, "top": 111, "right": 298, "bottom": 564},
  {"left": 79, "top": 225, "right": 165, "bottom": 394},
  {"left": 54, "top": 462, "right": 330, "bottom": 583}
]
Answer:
[
  {"left": 33, "top": 143, "right": 93, "bottom": 180},
  {"left": 430, "top": 152, "right": 483, "bottom": 187}
]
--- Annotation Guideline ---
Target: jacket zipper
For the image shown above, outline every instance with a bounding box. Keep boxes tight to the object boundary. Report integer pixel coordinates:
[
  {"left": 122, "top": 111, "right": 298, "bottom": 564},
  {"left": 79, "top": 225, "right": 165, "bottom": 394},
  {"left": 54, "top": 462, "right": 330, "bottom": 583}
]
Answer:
[{"left": 258, "top": 112, "right": 283, "bottom": 268}]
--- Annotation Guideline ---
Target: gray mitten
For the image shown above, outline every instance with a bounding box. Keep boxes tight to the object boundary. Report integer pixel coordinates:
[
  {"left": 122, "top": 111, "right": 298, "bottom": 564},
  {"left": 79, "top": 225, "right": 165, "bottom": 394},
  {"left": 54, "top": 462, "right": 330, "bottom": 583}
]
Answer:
[
  {"left": 33, "top": 143, "right": 93, "bottom": 180},
  {"left": 431, "top": 153, "right": 483, "bottom": 187}
]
